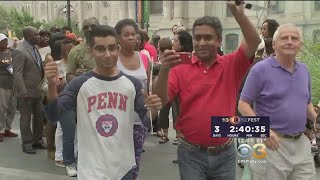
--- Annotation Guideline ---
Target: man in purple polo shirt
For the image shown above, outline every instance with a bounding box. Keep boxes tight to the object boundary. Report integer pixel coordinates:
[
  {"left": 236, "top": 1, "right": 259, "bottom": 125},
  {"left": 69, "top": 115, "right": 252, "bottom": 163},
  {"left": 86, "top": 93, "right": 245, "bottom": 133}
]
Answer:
[{"left": 238, "top": 23, "right": 317, "bottom": 180}]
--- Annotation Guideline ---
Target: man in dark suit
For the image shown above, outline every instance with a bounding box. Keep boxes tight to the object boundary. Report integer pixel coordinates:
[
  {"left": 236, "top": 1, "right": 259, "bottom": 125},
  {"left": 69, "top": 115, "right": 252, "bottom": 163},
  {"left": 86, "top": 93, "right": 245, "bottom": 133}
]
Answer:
[{"left": 12, "top": 26, "right": 46, "bottom": 154}]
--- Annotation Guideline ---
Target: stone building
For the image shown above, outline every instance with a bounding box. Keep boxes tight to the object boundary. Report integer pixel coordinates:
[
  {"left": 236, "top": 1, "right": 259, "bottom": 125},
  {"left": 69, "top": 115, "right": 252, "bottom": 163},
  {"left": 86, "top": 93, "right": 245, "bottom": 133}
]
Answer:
[{"left": 3, "top": 1, "right": 320, "bottom": 51}]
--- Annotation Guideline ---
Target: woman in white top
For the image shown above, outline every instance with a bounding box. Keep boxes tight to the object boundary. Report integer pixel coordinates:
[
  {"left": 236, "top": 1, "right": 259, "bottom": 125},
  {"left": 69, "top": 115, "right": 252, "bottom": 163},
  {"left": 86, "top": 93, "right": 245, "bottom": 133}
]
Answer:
[
  {"left": 115, "top": 19, "right": 150, "bottom": 180},
  {"left": 44, "top": 38, "right": 78, "bottom": 177}
]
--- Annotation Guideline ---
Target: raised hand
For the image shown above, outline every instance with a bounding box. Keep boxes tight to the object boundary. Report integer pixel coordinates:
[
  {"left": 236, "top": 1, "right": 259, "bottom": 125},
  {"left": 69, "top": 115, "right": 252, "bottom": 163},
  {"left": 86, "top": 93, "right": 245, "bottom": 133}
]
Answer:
[
  {"left": 44, "top": 56, "right": 58, "bottom": 85},
  {"left": 160, "top": 50, "right": 181, "bottom": 71},
  {"left": 142, "top": 89, "right": 162, "bottom": 111},
  {"left": 226, "top": 0, "right": 245, "bottom": 16}
]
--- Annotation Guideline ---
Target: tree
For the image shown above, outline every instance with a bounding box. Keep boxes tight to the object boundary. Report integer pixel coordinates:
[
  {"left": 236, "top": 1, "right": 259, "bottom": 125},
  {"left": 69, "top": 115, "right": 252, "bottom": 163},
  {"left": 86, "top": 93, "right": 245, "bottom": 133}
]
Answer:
[
  {"left": 0, "top": 5, "right": 10, "bottom": 34},
  {"left": 41, "top": 18, "right": 83, "bottom": 37},
  {"left": 9, "top": 8, "right": 42, "bottom": 39},
  {"left": 41, "top": 18, "right": 66, "bottom": 32},
  {"left": 0, "top": 5, "right": 84, "bottom": 38},
  {"left": 299, "top": 41, "right": 320, "bottom": 105}
]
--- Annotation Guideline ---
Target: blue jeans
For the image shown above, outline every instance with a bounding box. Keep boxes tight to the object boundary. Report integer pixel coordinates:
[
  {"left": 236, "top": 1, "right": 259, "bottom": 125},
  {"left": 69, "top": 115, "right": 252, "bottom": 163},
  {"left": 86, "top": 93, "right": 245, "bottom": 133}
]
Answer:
[
  {"left": 59, "top": 110, "right": 77, "bottom": 165},
  {"left": 122, "top": 169, "right": 133, "bottom": 180},
  {"left": 177, "top": 141, "right": 236, "bottom": 180}
]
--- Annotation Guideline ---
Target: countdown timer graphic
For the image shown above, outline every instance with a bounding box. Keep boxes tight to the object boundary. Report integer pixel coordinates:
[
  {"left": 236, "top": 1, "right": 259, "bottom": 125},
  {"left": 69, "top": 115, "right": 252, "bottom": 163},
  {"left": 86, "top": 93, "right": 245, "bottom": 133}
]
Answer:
[{"left": 211, "top": 116, "right": 270, "bottom": 138}]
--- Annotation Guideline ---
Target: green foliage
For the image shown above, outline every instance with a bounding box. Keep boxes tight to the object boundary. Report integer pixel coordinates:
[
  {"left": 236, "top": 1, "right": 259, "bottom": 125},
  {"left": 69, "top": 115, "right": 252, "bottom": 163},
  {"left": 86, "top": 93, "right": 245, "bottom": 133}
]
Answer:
[
  {"left": 299, "top": 41, "right": 320, "bottom": 105},
  {"left": 0, "top": 5, "right": 10, "bottom": 33},
  {"left": 225, "top": 40, "right": 320, "bottom": 105},
  {"left": 9, "top": 8, "right": 42, "bottom": 38},
  {"left": 41, "top": 18, "right": 83, "bottom": 37},
  {"left": 41, "top": 18, "right": 66, "bottom": 31},
  {"left": 0, "top": 5, "right": 82, "bottom": 38}
]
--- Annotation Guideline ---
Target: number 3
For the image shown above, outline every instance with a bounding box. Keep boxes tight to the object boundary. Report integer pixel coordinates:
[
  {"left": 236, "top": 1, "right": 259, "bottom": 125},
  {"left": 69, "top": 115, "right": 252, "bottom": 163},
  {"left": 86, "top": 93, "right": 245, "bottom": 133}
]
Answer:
[
  {"left": 214, "top": 126, "right": 220, "bottom": 133},
  {"left": 253, "top": 143, "right": 267, "bottom": 159}
]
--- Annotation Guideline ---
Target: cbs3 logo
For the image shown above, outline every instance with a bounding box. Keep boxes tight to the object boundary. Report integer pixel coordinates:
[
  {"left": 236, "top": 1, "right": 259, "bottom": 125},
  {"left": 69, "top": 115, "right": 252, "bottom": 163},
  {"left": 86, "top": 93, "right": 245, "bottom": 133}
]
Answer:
[{"left": 237, "top": 143, "right": 267, "bottom": 159}]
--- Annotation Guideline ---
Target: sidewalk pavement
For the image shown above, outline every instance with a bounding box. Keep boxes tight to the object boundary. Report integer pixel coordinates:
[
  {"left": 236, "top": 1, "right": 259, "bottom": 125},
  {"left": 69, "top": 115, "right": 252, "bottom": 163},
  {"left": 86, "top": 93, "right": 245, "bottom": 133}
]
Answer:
[{"left": 3, "top": 112, "right": 318, "bottom": 180}]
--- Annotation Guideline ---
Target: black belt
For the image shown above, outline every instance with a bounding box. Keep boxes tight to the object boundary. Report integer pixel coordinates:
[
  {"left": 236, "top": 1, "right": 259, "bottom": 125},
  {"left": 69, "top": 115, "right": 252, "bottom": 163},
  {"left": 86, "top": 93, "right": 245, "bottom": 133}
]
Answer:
[
  {"left": 178, "top": 137, "right": 233, "bottom": 154},
  {"left": 277, "top": 132, "right": 302, "bottom": 140}
]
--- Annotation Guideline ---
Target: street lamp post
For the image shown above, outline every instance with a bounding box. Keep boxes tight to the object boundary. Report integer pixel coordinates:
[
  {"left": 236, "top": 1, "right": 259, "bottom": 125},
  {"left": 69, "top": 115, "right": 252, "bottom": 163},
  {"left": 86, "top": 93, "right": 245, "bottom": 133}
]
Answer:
[{"left": 66, "top": 0, "right": 71, "bottom": 28}]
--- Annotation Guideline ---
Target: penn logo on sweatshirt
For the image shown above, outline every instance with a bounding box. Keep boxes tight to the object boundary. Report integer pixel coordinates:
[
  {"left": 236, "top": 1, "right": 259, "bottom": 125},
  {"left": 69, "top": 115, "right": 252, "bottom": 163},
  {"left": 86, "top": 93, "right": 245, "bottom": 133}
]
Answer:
[{"left": 96, "top": 114, "right": 118, "bottom": 137}]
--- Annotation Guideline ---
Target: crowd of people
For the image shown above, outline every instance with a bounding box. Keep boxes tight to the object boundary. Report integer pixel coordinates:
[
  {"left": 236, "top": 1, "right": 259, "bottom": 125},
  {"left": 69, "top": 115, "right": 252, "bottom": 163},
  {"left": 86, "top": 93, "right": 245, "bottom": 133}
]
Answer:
[{"left": 0, "top": 1, "right": 320, "bottom": 180}]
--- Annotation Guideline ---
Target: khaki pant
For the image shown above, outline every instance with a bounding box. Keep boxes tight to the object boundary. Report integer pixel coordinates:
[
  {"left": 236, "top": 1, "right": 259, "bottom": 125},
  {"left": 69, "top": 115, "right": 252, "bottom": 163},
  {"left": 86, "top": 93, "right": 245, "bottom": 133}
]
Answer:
[
  {"left": 249, "top": 134, "right": 316, "bottom": 180},
  {"left": 0, "top": 88, "right": 16, "bottom": 133}
]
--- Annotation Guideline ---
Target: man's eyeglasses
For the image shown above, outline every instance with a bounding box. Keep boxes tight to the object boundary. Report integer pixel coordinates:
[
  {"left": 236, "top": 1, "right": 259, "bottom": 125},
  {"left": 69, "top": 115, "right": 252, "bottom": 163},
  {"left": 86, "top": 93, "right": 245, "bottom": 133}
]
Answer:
[{"left": 92, "top": 44, "right": 119, "bottom": 54}]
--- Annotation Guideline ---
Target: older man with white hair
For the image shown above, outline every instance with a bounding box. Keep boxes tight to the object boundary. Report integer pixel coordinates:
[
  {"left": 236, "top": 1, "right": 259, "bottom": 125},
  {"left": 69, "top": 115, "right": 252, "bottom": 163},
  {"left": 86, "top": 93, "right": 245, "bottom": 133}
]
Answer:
[{"left": 238, "top": 23, "right": 317, "bottom": 180}]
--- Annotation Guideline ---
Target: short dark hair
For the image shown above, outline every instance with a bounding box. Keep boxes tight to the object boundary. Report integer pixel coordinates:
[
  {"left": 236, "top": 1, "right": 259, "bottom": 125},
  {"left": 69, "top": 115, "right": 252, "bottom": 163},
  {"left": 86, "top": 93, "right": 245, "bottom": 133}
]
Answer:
[
  {"left": 140, "top": 30, "right": 149, "bottom": 42},
  {"left": 262, "top": 19, "right": 279, "bottom": 38},
  {"left": 89, "top": 25, "right": 118, "bottom": 47},
  {"left": 192, "top": 16, "right": 222, "bottom": 39},
  {"left": 137, "top": 30, "right": 146, "bottom": 50},
  {"left": 158, "top": 37, "right": 172, "bottom": 53},
  {"left": 39, "top": 30, "right": 51, "bottom": 38},
  {"left": 62, "top": 26, "right": 72, "bottom": 33},
  {"left": 152, "top": 34, "right": 161, "bottom": 49},
  {"left": 172, "top": 25, "right": 178, "bottom": 32},
  {"left": 22, "top": 26, "right": 37, "bottom": 39},
  {"left": 82, "top": 17, "right": 100, "bottom": 27},
  {"left": 176, "top": 30, "right": 193, "bottom": 53},
  {"left": 49, "top": 32, "right": 66, "bottom": 61},
  {"left": 114, "top": 19, "right": 138, "bottom": 36},
  {"left": 48, "top": 32, "right": 65, "bottom": 45}
]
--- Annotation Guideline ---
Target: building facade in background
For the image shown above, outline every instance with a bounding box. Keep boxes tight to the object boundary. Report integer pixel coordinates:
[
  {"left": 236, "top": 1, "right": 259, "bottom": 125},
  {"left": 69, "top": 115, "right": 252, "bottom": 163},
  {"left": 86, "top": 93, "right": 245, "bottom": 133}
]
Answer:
[{"left": 2, "top": 1, "right": 320, "bottom": 51}]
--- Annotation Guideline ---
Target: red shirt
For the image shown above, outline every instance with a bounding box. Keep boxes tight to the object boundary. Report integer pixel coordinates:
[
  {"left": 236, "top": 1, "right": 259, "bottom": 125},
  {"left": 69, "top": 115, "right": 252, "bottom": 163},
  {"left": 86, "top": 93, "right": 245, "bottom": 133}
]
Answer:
[
  {"left": 168, "top": 45, "right": 253, "bottom": 147},
  {"left": 143, "top": 42, "right": 157, "bottom": 62}
]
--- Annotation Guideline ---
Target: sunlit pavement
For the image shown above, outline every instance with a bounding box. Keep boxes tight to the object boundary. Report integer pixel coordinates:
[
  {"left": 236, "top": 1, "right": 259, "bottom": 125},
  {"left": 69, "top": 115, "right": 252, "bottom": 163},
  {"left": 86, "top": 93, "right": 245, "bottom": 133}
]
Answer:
[{"left": 1, "top": 111, "right": 319, "bottom": 180}]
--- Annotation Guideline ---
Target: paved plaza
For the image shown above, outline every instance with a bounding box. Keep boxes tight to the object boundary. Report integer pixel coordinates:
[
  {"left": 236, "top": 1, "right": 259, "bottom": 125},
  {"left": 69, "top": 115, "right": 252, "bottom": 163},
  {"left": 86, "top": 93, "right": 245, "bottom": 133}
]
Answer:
[{"left": 0, "top": 112, "right": 319, "bottom": 180}]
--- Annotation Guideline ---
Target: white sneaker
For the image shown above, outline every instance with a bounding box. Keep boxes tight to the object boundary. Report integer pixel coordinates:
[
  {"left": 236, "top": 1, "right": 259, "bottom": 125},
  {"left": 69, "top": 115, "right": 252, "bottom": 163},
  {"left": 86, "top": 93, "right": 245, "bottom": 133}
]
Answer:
[
  {"left": 55, "top": 161, "right": 65, "bottom": 168},
  {"left": 65, "top": 164, "right": 77, "bottom": 177}
]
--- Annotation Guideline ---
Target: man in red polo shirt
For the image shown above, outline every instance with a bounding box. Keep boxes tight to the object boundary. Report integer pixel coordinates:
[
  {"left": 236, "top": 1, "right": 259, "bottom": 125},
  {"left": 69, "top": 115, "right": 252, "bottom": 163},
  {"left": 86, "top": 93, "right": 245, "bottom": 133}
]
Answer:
[{"left": 155, "top": 2, "right": 260, "bottom": 180}]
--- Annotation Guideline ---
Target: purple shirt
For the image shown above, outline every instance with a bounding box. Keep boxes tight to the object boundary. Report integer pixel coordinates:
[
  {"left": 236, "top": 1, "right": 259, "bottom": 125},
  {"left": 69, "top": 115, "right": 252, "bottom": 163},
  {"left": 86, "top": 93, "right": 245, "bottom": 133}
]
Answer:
[{"left": 240, "top": 56, "right": 311, "bottom": 135}]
